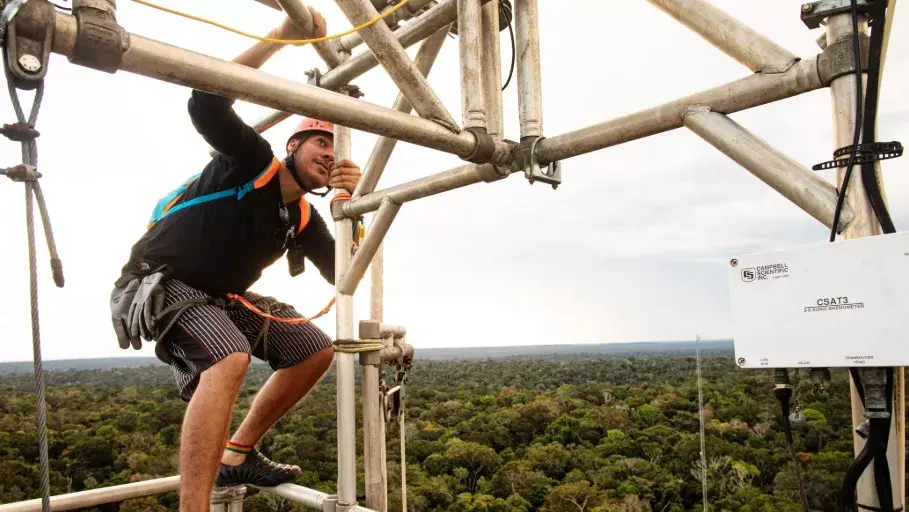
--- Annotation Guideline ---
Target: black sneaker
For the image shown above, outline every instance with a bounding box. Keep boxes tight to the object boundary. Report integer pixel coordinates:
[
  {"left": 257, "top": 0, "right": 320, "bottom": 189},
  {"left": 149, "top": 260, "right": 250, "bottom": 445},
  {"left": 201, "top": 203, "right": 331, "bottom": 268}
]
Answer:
[{"left": 215, "top": 448, "right": 302, "bottom": 487}]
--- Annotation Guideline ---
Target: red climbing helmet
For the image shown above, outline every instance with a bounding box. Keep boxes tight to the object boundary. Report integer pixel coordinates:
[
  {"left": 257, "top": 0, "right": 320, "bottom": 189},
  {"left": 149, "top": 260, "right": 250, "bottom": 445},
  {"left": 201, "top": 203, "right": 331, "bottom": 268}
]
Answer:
[{"left": 287, "top": 117, "right": 334, "bottom": 148}]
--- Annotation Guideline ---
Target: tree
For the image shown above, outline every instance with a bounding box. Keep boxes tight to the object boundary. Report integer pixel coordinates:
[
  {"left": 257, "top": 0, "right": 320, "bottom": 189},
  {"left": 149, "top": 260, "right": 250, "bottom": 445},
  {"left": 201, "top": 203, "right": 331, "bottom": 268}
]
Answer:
[
  {"left": 490, "top": 461, "right": 551, "bottom": 507},
  {"left": 526, "top": 443, "right": 571, "bottom": 480},
  {"left": 444, "top": 439, "right": 503, "bottom": 493},
  {"left": 547, "top": 481, "right": 602, "bottom": 512},
  {"left": 635, "top": 405, "right": 665, "bottom": 427}
]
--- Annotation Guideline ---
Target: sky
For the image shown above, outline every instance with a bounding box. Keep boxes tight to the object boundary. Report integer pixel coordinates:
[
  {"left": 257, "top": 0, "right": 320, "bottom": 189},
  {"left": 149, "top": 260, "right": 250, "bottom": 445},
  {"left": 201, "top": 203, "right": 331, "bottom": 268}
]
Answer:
[{"left": 0, "top": 0, "right": 907, "bottom": 363}]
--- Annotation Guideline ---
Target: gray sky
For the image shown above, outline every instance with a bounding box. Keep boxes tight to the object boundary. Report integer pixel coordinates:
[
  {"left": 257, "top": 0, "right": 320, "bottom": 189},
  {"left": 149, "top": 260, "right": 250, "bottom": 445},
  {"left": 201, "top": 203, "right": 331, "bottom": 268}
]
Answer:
[{"left": 1, "top": 1, "right": 907, "bottom": 362}]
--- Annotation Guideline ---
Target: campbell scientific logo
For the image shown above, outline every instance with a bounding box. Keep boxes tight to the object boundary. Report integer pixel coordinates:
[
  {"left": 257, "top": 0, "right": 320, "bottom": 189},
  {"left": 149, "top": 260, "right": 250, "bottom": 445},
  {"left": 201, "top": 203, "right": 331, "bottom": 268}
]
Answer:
[{"left": 741, "top": 263, "right": 789, "bottom": 282}]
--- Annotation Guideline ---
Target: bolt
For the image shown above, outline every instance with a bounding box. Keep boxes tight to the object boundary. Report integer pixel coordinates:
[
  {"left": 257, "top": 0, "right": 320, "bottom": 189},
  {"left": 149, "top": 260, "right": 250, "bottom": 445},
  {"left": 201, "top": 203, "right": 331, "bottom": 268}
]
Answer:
[
  {"left": 730, "top": 258, "right": 738, "bottom": 267},
  {"left": 802, "top": 3, "right": 814, "bottom": 13},
  {"left": 18, "top": 54, "right": 41, "bottom": 73}
]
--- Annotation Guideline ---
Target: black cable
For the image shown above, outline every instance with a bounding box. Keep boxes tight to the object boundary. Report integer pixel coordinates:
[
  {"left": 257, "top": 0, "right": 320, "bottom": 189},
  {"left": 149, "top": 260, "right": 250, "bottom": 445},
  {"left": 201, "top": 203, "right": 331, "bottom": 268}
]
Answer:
[
  {"left": 830, "top": 0, "right": 865, "bottom": 243},
  {"left": 844, "top": 369, "right": 895, "bottom": 512},
  {"left": 501, "top": 7, "right": 515, "bottom": 91},
  {"left": 871, "top": 369, "right": 894, "bottom": 512},
  {"left": 775, "top": 386, "right": 810, "bottom": 512},
  {"left": 858, "top": 0, "right": 896, "bottom": 234},
  {"left": 851, "top": 368, "right": 866, "bottom": 402},
  {"left": 843, "top": 418, "right": 889, "bottom": 512}
]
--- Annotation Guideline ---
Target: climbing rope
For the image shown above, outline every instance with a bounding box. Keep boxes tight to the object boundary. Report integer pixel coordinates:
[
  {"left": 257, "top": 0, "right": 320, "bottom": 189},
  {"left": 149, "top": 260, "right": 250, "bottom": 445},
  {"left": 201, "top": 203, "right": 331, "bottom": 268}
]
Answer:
[
  {"left": 333, "top": 338, "right": 384, "bottom": 353},
  {"left": 2, "top": 6, "right": 64, "bottom": 511},
  {"left": 226, "top": 292, "right": 335, "bottom": 325},
  {"left": 399, "top": 385, "right": 407, "bottom": 512},
  {"left": 131, "top": 0, "right": 412, "bottom": 46}
]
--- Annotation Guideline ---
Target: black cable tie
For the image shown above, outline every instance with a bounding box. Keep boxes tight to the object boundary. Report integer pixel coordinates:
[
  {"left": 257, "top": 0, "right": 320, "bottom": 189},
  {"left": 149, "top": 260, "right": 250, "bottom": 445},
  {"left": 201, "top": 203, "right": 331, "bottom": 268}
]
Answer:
[
  {"left": 813, "top": 141, "right": 903, "bottom": 171},
  {"left": 0, "top": 122, "right": 39, "bottom": 142}
]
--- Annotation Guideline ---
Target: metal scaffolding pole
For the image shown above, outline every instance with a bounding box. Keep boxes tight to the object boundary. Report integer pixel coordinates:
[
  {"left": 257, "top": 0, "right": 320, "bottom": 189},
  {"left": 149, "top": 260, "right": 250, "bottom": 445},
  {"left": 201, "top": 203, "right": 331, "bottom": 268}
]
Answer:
[
  {"left": 458, "top": 0, "right": 486, "bottom": 130},
  {"left": 335, "top": 0, "right": 458, "bottom": 130},
  {"left": 344, "top": 163, "right": 508, "bottom": 218},
  {"left": 825, "top": 12, "right": 905, "bottom": 510},
  {"left": 535, "top": 55, "right": 823, "bottom": 165},
  {"left": 335, "top": 0, "right": 436, "bottom": 54},
  {"left": 647, "top": 0, "right": 797, "bottom": 73},
  {"left": 250, "top": 0, "right": 469, "bottom": 134},
  {"left": 0, "top": 477, "right": 181, "bottom": 512},
  {"left": 354, "top": 25, "right": 450, "bottom": 198},
  {"left": 43, "top": 10, "right": 512, "bottom": 163},
  {"left": 258, "top": 483, "right": 379, "bottom": 512},
  {"left": 362, "top": 354, "right": 388, "bottom": 512},
  {"left": 481, "top": 0, "right": 504, "bottom": 140},
  {"left": 275, "top": 0, "right": 345, "bottom": 68},
  {"left": 683, "top": 107, "right": 853, "bottom": 232},
  {"left": 333, "top": 114, "right": 358, "bottom": 511},
  {"left": 514, "top": 0, "right": 542, "bottom": 139}
]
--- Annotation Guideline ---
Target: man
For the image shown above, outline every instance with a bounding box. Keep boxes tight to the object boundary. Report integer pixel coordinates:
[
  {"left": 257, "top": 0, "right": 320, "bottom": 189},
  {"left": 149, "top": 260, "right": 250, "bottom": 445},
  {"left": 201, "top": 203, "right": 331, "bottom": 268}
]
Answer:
[{"left": 111, "top": 9, "right": 359, "bottom": 511}]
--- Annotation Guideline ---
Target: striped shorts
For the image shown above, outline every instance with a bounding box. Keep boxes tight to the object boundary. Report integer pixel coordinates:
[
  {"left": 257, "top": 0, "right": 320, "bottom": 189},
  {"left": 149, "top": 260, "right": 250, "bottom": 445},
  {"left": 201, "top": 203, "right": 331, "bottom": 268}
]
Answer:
[{"left": 154, "top": 279, "right": 333, "bottom": 402}]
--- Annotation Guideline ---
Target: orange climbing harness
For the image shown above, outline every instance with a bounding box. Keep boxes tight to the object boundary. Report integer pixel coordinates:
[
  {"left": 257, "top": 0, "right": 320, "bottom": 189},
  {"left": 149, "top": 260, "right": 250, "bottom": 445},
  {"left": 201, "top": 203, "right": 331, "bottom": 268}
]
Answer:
[{"left": 225, "top": 191, "right": 364, "bottom": 327}]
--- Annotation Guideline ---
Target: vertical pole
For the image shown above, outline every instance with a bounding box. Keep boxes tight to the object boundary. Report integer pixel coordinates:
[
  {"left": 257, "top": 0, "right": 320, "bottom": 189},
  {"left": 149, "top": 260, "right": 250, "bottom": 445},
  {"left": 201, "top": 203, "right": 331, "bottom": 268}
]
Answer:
[
  {"left": 480, "top": 0, "right": 504, "bottom": 140},
  {"left": 458, "top": 0, "right": 486, "bottom": 129},
  {"left": 696, "top": 335, "right": 708, "bottom": 511},
  {"left": 334, "top": 113, "right": 357, "bottom": 511},
  {"left": 514, "top": 0, "right": 542, "bottom": 139},
  {"left": 826, "top": 12, "right": 904, "bottom": 510},
  {"left": 370, "top": 246, "right": 396, "bottom": 512},
  {"left": 359, "top": 205, "right": 402, "bottom": 511},
  {"left": 363, "top": 360, "right": 387, "bottom": 511}
]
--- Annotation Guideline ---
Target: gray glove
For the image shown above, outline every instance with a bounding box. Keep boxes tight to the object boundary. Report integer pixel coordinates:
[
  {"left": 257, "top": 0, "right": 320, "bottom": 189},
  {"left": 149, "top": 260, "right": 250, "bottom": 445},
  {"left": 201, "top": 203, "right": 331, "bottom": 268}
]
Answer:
[
  {"left": 110, "top": 272, "right": 165, "bottom": 350},
  {"left": 111, "top": 277, "right": 140, "bottom": 350}
]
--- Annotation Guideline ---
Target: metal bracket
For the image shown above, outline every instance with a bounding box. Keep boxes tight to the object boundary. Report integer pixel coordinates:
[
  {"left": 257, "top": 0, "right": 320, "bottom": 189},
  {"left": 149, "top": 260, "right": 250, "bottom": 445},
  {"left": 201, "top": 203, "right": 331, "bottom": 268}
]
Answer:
[
  {"left": 70, "top": 0, "right": 128, "bottom": 74},
  {"left": 305, "top": 67, "right": 323, "bottom": 87},
  {"left": 210, "top": 485, "right": 247, "bottom": 507},
  {"left": 4, "top": 0, "right": 55, "bottom": 90},
  {"left": 800, "top": 0, "right": 877, "bottom": 29},
  {"left": 462, "top": 127, "right": 496, "bottom": 164},
  {"left": 384, "top": 370, "right": 407, "bottom": 423},
  {"left": 323, "top": 495, "right": 339, "bottom": 512},
  {"left": 816, "top": 32, "right": 870, "bottom": 85},
  {"left": 334, "top": 499, "right": 357, "bottom": 512},
  {"left": 514, "top": 136, "right": 561, "bottom": 189},
  {"left": 338, "top": 83, "right": 364, "bottom": 99}
]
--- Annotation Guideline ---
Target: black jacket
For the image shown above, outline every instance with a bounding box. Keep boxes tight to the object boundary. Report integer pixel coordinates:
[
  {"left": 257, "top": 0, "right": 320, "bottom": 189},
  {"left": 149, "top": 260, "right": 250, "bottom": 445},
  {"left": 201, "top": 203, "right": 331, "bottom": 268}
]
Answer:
[{"left": 117, "top": 90, "right": 335, "bottom": 296}]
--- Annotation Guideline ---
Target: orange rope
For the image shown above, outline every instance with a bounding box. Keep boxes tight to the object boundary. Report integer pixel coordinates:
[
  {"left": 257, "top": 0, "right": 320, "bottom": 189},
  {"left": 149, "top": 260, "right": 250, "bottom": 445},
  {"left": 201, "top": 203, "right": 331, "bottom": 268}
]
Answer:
[
  {"left": 330, "top": 191, "right": 352, "bottom": 207},
  {"left": 226, "top": 293, "right": 335, "bottom": 325}
]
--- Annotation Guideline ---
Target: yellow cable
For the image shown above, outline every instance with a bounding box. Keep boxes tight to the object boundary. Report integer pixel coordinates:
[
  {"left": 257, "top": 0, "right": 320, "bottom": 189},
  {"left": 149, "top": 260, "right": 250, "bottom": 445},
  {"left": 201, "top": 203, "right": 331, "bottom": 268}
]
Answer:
[{"left": 130, "top": 0, "right": 412, "bottom": 46}]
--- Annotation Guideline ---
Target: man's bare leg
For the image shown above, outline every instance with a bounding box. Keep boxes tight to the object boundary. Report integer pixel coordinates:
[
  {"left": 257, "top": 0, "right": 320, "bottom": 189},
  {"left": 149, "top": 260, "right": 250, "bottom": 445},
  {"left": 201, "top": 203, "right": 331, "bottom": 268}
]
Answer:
[
  {"left": 179, "top": 352, "right": 250, "bottom": 512},
  {"left": 222, "top": 346, "right": 334, "bottom": 465}
]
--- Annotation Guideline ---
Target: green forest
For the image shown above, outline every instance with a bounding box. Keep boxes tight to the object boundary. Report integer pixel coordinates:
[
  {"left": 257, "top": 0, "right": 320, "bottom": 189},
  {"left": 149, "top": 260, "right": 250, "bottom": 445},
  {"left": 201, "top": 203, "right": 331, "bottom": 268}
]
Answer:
[{"left": 0, "top": 353, "right": 903, "bottom": 511}]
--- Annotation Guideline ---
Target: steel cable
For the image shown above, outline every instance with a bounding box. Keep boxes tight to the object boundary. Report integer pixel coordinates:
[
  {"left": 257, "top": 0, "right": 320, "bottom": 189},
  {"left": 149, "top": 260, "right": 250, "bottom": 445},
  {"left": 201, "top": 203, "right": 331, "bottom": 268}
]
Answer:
[{"left": 3, "top": 22, "right": 64, "bottom": 512}]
